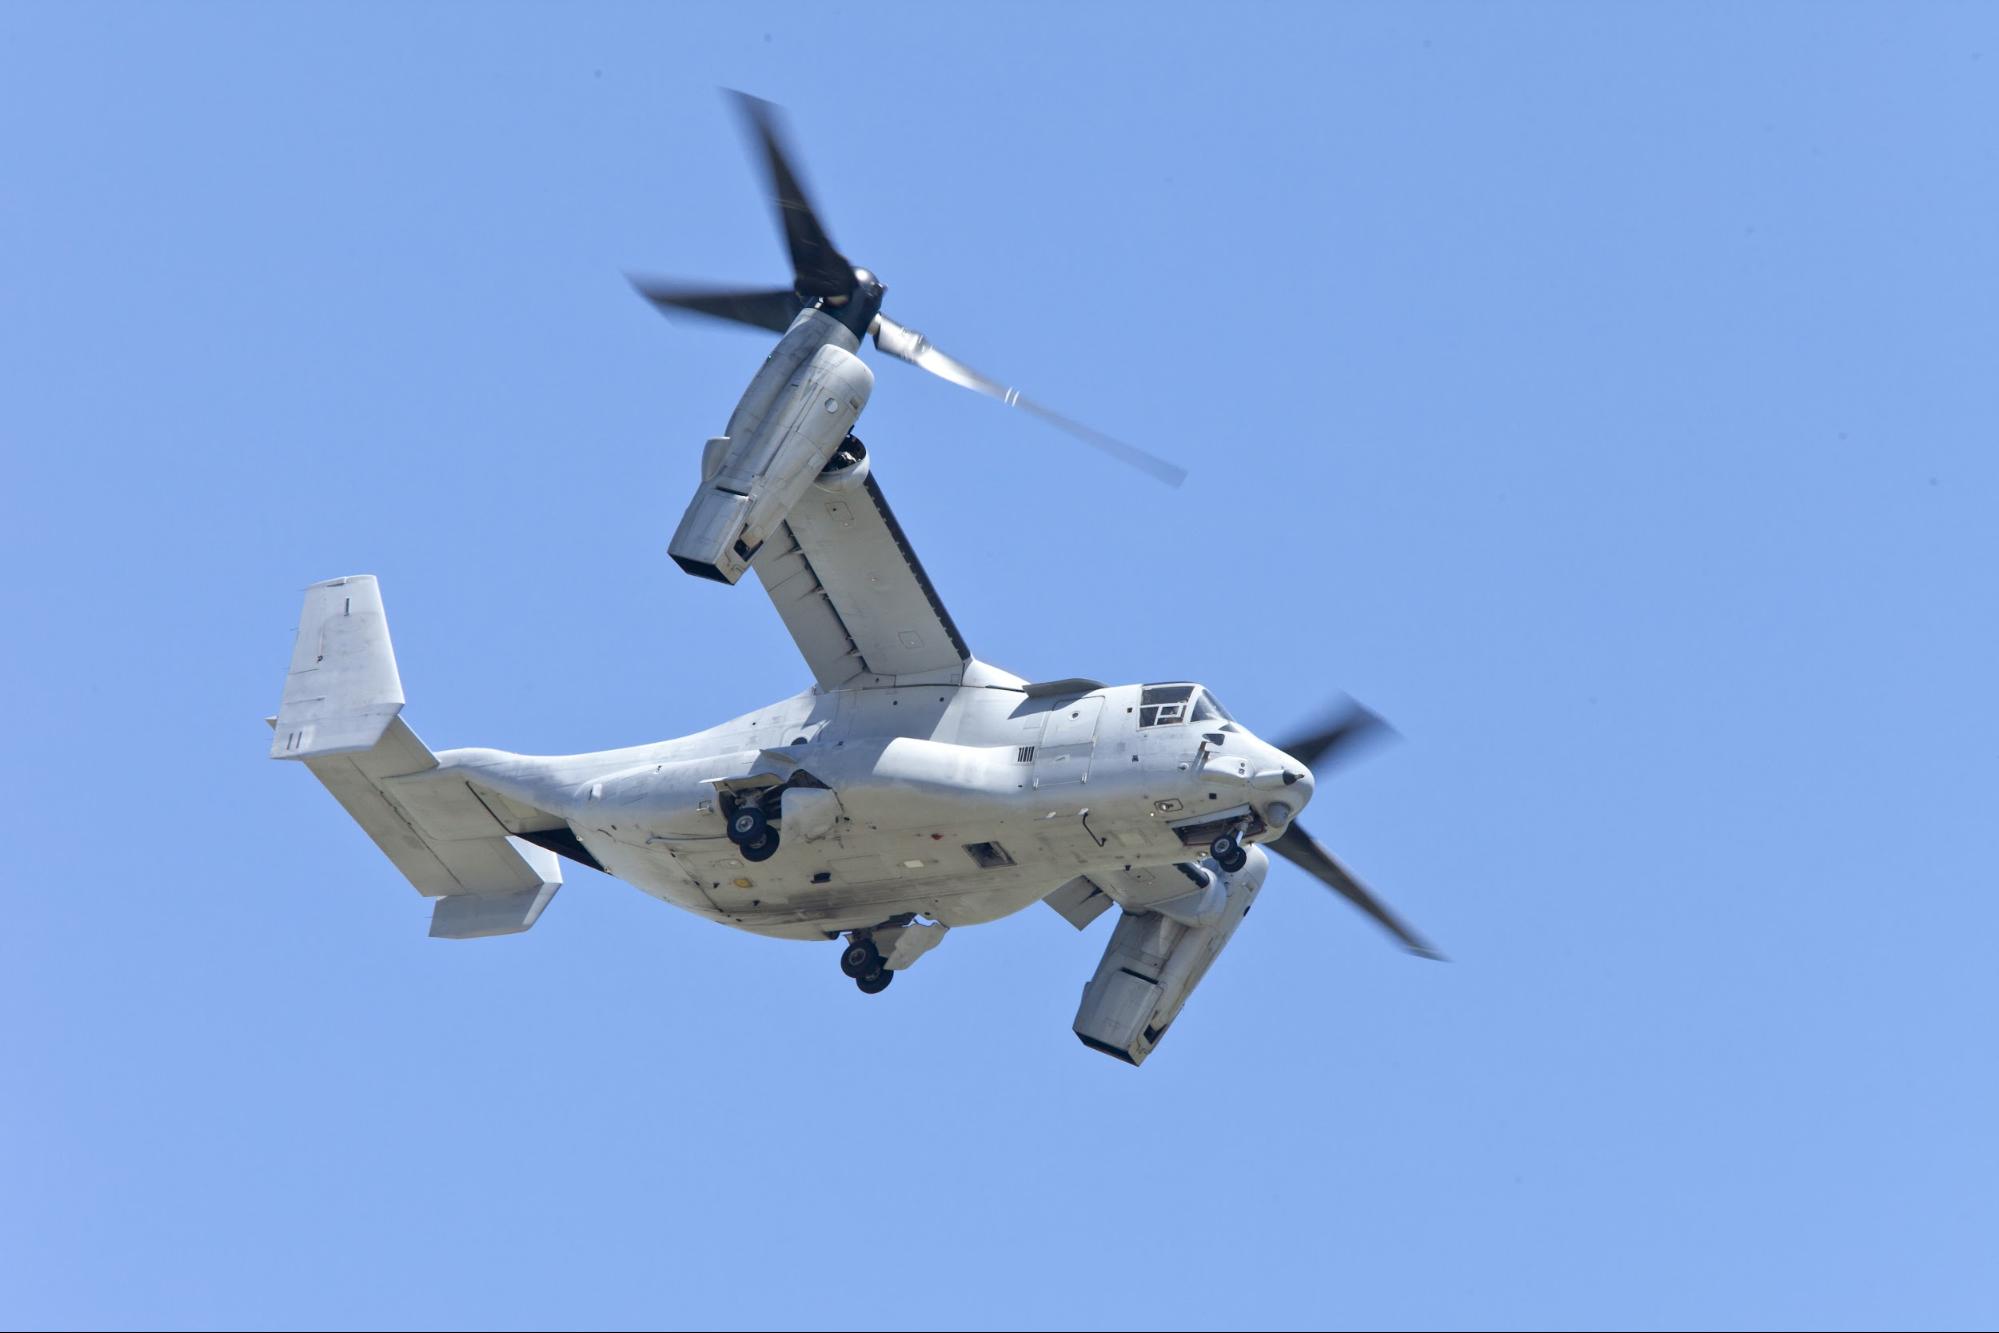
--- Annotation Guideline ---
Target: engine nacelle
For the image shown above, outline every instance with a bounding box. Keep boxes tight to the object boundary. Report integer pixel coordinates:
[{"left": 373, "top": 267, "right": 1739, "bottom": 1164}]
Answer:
[
  {"left": 669, "top": 311, "right": 875, "bottom": 585},
  {"left": 1072, "top": 847, "right": 1267, "bottom": 1066}
]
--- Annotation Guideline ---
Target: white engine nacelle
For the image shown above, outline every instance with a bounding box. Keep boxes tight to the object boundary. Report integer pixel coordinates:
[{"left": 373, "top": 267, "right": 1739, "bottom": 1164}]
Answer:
[
  {"left": 669, "top": 310, "right": 875, "bottom": 585},
  {"left": 1073, "top": 847, "right": 1268, "bottom": 1065}
]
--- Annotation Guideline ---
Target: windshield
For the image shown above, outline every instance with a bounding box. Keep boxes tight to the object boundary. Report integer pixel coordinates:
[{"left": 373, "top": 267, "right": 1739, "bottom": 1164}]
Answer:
[{"left": 1140, "top": 684, "right": 1232, "bottom": 728}]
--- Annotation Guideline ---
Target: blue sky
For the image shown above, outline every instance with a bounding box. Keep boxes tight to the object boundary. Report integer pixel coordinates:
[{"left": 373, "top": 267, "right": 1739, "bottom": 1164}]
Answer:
[{"left": 3, "top": 3, "right": 1995, "bottom": 1329}]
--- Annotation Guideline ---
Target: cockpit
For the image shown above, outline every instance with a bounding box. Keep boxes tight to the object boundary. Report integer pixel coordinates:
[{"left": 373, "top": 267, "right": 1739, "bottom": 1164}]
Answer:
[{"left": 1137, "top": 683, "right": 1233, "bottom": 729}]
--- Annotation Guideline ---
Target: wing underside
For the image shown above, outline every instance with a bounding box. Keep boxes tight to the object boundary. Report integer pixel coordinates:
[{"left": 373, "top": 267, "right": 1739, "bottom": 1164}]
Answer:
[{"left": 751, "top": 473, "right": 970, "bottom": 689}]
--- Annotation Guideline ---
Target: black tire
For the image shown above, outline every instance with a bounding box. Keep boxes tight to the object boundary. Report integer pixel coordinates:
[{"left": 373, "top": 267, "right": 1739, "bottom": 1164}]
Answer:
[
  {"left": 1209, "top": 832, "right": 1240, "bottom": 862},
  {"left": 856, "top": 968, "right": 893, "bottom": 995},
  {"left": 729, "top": 806, "right": 769, "bottom": 846},
  {"left": 840, "top": 941, "right": 880, "bottom": 978},
  {"left": 740, "top": 830, "right": 780, "bottom": 863},
  {"left": 1219, "top": 847, "right": 1248, "bottom": 874}
]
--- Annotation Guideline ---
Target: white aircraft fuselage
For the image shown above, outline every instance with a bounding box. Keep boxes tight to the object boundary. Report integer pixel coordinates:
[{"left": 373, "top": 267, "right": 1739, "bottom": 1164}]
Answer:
[{"left": 442, "top": 666, "right": 1314, "bottom": 943}]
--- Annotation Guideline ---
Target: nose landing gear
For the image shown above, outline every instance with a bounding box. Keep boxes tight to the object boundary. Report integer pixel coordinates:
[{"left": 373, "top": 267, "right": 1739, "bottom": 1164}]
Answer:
[
  {"left": 1210, "top": 829, "right": 1249, "bottom": 875},
  {"left": 839, "top": 935, "right": 893, "bottom": 994}
]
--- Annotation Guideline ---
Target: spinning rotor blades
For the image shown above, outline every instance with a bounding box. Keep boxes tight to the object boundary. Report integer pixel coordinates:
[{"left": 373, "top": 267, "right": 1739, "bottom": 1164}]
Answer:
[
  {"left": 1264, "top": 698, "right": 1442, "bottom": 959},
  {"left": 1276, "top": 698, "right": 1398, "bottom": 775},
  {"left": 627, "top": 281, "right": 801, "bottom": 334},
  {"left": 730, "top": 91, "right": 854, "bottom": 298},
  {"left": 872, "top": 315, "right": 1188, "bottom": 488},
  {"left": 1267, "top": 822, "right": 1444, "bottom": 960},
  {"left": 629, "top": 91, "right": 1188, "bottom": 487}
]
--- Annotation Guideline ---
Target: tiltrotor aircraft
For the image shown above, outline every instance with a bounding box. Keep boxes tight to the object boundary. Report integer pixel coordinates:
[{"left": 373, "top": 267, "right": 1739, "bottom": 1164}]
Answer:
[{"left": 269, "top": 94, "right": 1439, "bottom": 1065}]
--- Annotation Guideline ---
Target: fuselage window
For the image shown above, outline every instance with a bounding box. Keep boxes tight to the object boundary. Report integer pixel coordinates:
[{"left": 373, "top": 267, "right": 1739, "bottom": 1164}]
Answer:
[{"left": 1139, "top": 684, "right": 1195, "bottom": 728}]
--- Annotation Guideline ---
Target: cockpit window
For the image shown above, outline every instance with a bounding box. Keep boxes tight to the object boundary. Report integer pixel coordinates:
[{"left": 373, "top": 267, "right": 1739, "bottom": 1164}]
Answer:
[
  {"left": 1191, "top": 690, "right": 1232, "bottom": 724},
  {"left": 1141, "top": 684, "right": 1232, "bottom": 728},
  {"left": 1139, "top": 684, "right": 1195, "bottom": 728}
]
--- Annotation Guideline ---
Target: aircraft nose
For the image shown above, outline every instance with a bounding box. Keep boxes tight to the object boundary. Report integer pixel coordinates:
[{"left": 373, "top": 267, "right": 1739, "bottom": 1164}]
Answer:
[{"left": 1248, "top": 739, "right": 1314, "bottom": 830}]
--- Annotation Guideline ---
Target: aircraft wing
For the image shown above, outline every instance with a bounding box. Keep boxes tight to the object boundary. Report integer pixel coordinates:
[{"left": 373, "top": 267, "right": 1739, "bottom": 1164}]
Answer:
[{"left": 750, "top": 473, "right": 972, "bottom": 689}]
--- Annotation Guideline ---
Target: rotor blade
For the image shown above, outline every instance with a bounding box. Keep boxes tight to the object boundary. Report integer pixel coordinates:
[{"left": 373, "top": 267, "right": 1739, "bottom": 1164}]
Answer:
[
  {"left": 728, "top": 90, "right": 854, "bottom": 298},
  {"left": 627, "top": 278, "right": 803, "bottom": 334},
  {"left": 1276, "top": 699, "right": 1399, "bottom": 775},
  {"left": 872, "top": 315, "right": 1187, "bottom": 487},
  {"left": 1268, "top": 822, "right": 1444, "bottom": 960}
]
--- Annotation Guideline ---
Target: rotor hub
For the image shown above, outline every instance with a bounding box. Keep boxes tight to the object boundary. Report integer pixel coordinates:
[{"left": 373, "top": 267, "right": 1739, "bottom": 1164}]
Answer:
[{"left": 815, "top": 266, "right": 885, "bottom": 339}]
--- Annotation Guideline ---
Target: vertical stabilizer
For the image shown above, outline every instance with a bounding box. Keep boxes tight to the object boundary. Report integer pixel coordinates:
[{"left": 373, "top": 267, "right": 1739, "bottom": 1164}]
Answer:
[{"left": 271, "top": 575, "right": 404, "bottom": 759}]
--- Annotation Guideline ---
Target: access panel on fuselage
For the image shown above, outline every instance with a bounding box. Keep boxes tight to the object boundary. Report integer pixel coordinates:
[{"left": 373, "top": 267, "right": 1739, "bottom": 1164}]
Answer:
[{"left": 1032, "top": 697, "right": 1102, "bottom": 789}]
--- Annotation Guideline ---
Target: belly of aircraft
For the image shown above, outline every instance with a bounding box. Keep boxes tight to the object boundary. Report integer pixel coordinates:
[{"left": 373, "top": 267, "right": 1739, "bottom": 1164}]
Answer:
[{"left": 580, "top": 825, "right": 1085, "bottom": 940}]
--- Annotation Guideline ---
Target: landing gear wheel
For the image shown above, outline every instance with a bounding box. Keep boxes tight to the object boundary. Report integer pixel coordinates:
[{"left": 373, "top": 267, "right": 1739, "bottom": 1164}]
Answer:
[
  {"left": 855, "top": 968, "right": 893, "bottom": 995},
  {"left": 1210, "top": 831, "right": 1248, "bottom": 875},
  {"left": 740, "top": 830, "right": 780, "bottom": 863},
  {"left": 728, "top": 805, "right": 770, "bottom": 846},
  {"left": 840, "top": 940, "right": 881, "bottom": 979}
]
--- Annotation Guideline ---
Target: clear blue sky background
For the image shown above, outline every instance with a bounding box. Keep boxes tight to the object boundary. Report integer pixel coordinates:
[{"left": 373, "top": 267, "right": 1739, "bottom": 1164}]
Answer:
[{"left": 3, "top": 3, "right": 1994, "bottom": 1329}]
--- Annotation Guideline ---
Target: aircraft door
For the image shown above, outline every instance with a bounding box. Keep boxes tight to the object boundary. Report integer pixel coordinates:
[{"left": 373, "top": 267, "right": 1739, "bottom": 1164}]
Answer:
[{"left": 1032, "top": 697, "right": 1103, "bottom": 789}]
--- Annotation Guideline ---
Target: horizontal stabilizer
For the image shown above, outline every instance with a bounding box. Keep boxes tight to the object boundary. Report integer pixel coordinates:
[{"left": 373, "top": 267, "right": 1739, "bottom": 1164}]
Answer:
[
  {"left": 429, "top": 851, "right": 561, "bottom": 939},
  {"left": 296, "top": 716, "right": 565, "bottom": 919}
]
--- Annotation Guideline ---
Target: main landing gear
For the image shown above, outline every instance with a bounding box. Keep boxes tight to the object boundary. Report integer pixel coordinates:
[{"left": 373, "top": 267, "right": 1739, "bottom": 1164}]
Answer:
[
  {"left": 1210, "top": 828, "right": 1249, "bottom": 875},
  {"left": 728, "top": 802, "right": 779, "bottom": 862},
  {"left": 839, "top": 936, "right": 894, "bottom": 994}
]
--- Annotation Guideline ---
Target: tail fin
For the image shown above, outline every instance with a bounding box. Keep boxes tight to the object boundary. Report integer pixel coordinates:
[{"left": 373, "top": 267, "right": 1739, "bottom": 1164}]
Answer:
[
  {"left": 270, "top": 576, "right": 560, "bottom": 939},
  {"left": 271, "top": 575, "right": 405, "bottom": 759}
]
